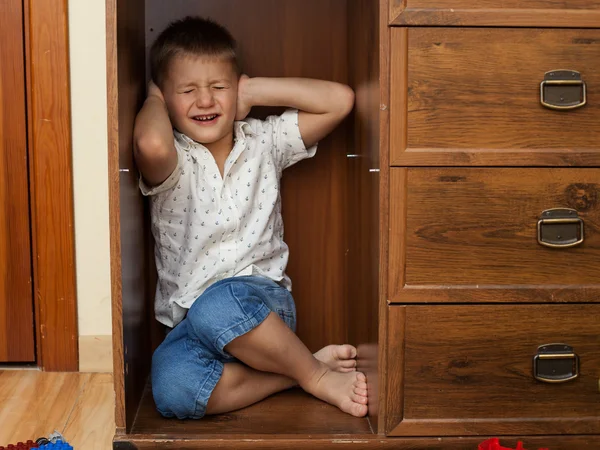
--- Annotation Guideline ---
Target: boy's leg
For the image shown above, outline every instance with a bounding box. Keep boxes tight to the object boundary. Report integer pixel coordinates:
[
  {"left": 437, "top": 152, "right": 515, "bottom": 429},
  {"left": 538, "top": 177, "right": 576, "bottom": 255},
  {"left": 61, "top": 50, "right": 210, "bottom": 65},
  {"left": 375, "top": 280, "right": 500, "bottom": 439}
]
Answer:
[
  {"left": 187, "top": 277, "right": 368, "bottom": 417},
  {"left": 206, "top": 362, "right": 295, "bottom": 415},
  {"left": 225, "top": 312, "right": 368, "bottom": 417},
  {"left": 206, "top": 344, "right": 360, "bottom": 415}
]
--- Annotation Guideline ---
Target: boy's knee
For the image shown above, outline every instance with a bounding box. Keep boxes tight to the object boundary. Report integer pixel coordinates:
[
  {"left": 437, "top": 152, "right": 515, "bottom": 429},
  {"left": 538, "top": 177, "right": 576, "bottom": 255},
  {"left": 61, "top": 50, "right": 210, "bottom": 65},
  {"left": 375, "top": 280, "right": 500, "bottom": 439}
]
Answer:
[{"left": 152, "top": 352, "right": 202, "bottom": 419}]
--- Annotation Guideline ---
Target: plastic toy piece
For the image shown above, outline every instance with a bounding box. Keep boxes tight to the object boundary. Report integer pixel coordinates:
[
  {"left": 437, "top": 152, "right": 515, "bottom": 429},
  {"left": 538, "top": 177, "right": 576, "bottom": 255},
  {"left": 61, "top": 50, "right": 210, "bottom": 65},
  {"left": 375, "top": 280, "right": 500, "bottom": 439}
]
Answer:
[
  {"left": 0, "top": 440, "right": 39, "bottom": 450},
  {"left": 35, "top": 441, "right": 73, "bottom": 450},
  {"left": 479, "top": 438, "right": 550, "bottom": 450}
]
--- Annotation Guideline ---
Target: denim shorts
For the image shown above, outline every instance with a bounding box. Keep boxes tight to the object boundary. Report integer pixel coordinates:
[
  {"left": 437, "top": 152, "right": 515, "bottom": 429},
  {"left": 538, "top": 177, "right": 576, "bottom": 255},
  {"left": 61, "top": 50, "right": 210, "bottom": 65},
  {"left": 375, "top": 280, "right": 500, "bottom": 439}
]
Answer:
[{"left": 151, "top": 275, "right": 296, "bottom": 419}]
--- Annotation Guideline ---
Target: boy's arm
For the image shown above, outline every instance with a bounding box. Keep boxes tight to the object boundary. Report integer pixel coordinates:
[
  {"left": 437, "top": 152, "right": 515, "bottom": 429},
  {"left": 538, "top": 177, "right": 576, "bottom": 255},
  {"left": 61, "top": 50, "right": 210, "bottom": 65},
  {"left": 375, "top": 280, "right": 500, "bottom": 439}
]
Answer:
[
  {"left": 133, "top": 82, "right": 177, "bottom": 186},
  {"left": 236, "top": 77, "right": 355, "bottom": 148}
]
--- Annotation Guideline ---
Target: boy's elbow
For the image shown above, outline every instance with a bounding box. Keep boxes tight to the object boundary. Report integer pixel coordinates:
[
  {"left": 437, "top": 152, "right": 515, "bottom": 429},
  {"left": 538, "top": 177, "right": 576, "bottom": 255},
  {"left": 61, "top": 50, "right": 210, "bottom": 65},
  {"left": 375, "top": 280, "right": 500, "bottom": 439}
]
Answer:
[{"left": 134, "top": 134, "right": 173, "bottom": 162}]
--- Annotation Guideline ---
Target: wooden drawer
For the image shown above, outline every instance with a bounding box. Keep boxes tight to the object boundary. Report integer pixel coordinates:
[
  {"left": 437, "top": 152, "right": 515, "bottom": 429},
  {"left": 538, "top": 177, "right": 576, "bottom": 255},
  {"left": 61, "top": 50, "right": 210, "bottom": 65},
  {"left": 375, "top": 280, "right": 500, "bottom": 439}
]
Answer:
[
  {"left": 389, "top": 1, "right": 600, "bottom": 27},
  {"left": 390, "top": 28, "right": 600, "bottom": 166},
  {"left": 389, "top": 168, "right": 600, "bottom": 304},
  {"left": 386, "top": 305, "right": 600, "bottom": 436}
]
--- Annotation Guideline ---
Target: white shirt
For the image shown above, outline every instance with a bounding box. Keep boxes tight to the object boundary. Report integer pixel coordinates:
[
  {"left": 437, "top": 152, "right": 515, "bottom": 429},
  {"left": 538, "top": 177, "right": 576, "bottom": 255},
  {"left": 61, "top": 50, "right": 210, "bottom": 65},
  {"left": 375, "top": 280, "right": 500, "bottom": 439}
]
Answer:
[{"left": 140, "top": 109, "right": 317, "bottom": 327}]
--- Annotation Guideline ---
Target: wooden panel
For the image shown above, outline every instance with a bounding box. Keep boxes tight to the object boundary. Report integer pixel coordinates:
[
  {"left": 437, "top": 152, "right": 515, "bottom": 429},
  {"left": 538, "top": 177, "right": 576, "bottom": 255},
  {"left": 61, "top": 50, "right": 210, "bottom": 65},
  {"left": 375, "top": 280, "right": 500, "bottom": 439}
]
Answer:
[
  {"left": 131, "top": 385, "right": 371, "bottom": 435},
  {"left": 0, "top": 0, "right": 35, "bottom": 361},
  {"left": 376, "top": 0, "right": 391, "bottom": 435},
  {"left": 389, "top": 168, "right": 600, "bottom": 304},
  {"left": 145, "top": 0, "right": 349, "bottom": 352},
  {"left": 390, "top": 28, "right": 600, "bottom": 167},
  {"left": 387, "top": 305, "right": 600, "bottom": 436},
  {"left": 390, "top": 2, "right": 600, "bottom": 27},
  {"left": 115, "top": 435, "right": 600, "bottom": 449},
  {"left": 347, "top": 0, "right": 381, "bottom": 431},
  {"left": 28, "top": 0, "right": 78, "bottom": 371},
  {"left": 107, "top": 0, "right": 149, "bottom": 433}
]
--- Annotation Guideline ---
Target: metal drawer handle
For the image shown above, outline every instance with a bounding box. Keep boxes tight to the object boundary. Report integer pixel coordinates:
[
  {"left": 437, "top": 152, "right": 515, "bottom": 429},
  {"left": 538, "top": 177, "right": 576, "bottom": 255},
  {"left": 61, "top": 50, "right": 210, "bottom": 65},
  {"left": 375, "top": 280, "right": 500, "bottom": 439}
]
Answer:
[
  {"left": 537, "top": 208, "right": 584, "bottom": 248},
  {"left": 533, "top": 344, "right": 579, "bottom": 383},
  {"left": 540, "top": 70, "right": 587, "bottom": 111}
]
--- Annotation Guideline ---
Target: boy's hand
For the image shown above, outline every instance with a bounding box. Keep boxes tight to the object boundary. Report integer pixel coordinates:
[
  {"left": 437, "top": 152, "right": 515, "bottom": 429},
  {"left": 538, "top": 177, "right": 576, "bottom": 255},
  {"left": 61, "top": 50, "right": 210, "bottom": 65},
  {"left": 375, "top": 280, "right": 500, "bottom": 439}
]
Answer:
[
  {"left": 235, "top": 74, "right": 252, "bottom": 121},
  {"left": 148, "top": 80, "right": 165, "bottom": 102}
]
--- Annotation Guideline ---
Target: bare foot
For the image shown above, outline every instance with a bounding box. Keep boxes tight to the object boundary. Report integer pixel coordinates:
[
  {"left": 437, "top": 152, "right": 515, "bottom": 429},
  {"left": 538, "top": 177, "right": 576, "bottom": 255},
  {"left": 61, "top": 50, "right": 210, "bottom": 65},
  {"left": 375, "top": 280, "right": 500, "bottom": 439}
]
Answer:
[
  {"left": 303, "top": 363, "right": 368, "bottom": 417},
  {"left": 313, "top": 344, "right": 357, "bottom": 373}
]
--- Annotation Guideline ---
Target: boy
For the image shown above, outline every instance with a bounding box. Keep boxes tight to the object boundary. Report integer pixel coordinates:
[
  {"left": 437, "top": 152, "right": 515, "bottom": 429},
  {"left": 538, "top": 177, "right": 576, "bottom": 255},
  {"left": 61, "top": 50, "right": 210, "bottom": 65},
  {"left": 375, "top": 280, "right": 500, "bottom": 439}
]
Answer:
[{"left": 134, "top": 16, "right": 368, "bottom": 419}]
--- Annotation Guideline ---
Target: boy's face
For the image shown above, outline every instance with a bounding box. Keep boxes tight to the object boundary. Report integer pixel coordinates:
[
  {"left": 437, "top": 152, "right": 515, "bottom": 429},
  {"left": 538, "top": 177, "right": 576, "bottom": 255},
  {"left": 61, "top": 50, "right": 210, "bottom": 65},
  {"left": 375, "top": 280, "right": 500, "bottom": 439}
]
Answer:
[{"left": 162, "top": 55, "right": 238, "bottom": 150}]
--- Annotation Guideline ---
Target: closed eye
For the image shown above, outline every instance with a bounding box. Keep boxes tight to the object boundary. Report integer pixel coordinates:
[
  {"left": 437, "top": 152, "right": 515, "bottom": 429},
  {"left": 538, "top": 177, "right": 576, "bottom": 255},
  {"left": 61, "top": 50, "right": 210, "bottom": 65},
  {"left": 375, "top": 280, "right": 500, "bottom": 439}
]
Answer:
[{"left": 213, "top": 86, "right": 226, "bottom": 90}]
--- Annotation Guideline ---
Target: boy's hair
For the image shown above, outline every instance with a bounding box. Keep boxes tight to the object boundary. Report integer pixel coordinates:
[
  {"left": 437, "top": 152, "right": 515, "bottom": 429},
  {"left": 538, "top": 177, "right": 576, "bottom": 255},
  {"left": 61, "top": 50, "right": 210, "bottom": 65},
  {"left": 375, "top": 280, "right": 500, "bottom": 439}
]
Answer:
[{"left": 150, "top": 16, "right": 240, "bottom": 88}]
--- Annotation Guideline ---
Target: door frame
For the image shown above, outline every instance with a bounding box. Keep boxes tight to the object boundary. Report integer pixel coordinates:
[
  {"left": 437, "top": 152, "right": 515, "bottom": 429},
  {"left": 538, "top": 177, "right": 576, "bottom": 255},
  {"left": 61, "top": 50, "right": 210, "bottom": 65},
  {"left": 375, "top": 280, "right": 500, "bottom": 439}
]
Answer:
[{"left": 24, "top": 0, "right": 78, "bottom": 371}]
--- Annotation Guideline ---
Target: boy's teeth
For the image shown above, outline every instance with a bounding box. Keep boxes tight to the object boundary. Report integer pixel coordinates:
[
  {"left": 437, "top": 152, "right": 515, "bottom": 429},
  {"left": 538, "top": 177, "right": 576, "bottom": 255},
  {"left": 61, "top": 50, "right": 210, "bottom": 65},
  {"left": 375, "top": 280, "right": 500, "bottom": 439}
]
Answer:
[{"left": 195, "top": 115, "right": 217, "bottom": 121}]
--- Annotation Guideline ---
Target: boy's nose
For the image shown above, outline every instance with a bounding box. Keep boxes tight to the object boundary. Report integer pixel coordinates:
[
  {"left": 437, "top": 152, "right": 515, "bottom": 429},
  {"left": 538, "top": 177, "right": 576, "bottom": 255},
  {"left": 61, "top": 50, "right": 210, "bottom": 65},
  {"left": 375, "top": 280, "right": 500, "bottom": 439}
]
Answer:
[{"left": 196, "top": 90, "right": 214, "bottom": 108}]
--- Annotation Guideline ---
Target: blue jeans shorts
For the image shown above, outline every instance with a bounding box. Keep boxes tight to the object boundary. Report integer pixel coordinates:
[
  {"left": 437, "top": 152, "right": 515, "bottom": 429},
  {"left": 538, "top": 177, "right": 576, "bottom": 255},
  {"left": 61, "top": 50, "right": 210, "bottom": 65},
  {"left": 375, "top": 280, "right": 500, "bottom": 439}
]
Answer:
[{"left": 151, "top": 275, "right": 297, "bottom": 419}]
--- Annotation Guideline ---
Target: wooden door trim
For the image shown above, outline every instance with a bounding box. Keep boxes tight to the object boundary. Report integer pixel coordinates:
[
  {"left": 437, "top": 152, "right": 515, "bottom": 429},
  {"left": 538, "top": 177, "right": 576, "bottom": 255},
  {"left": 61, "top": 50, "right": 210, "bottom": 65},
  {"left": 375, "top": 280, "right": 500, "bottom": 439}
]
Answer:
[{"left": 25, "top": 0, "right": 78, "bottom": 371}]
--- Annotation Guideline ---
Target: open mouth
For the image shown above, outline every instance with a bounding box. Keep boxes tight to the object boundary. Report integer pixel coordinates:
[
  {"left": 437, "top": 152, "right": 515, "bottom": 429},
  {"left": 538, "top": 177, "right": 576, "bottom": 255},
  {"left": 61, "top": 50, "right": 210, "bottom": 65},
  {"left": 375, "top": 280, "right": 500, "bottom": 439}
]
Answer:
[{"left": 192, "top": 114, "right": 219, "bottom": 124}]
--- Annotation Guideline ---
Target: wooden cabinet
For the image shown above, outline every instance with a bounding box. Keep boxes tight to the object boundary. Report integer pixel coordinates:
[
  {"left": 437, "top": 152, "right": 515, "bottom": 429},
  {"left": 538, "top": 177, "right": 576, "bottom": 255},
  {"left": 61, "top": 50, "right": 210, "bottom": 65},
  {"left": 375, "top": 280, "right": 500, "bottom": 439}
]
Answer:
[
  {"left": 108, "top": 0, "right": 600, "bottom": 448},
  {"left": 386, "top": 306, "right": 600, "bottom": 436},
  {"left": 390, "top": 28, "right": 600, "bottom": 166},
  {"left": 389, "top": 168, "right": 600, "bottom": 304},
  {"left": 389, "top": 0, "right": 600, "bottom": 27},
  {"left": 382, "top": 0, "right": 600, "bottom": 448}
]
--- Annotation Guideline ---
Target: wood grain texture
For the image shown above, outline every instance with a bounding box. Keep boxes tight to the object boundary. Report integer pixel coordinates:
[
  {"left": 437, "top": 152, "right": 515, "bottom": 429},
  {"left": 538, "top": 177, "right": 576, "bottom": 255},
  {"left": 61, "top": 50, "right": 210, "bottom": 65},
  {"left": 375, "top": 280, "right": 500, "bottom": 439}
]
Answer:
[
  {"left": 0, "top": 371, "right": 89, "bottom": 444},
  {"left": 145, "top": 0, "right": 350, "bottom": 353},
  {"left": 0, "top": 0, "right": 35, "bottom": 362},
  {"left": 385, "top": 307, "right": 405, "bottom": 435},
  {"left": 0, "top": 371, "right": 114, "bottom": 450},
  {"left": 347, "top": 0, "right": 381, "bottom": 431},
  {"left": 63, "top": 373, "right": 116, "bottom": 449},
  {"left": 115, "top": 435, "right": 600, "bottom": 449},
  {"left": 377, "top": 0, "right": 391, "bottom": 435},
  {"left": 387, "top": 305, "right": 600, "bottom": 436},
  {"left": 107, "top": 0, "right": 149, "bottom": 433},
  {"left": 131, "top": 384, "right": 371, "bottom": 435},
  {"left": 106, "top": 0, "right": 124, "bottom": 429},
  {"left": 391, "top": 8, "right": 600, "bottom": 27},
  {"left": 389, "top": 168, "right": 600, "bottom": 304},
  {"left": 390, "top": 28, "right": 600, "bottom": 167},
  {"left": 28, "top": 0, "right": 78, "bottom": 371},
  {"left": 389, "top": 0, "right": 406, "bottom": 25}
]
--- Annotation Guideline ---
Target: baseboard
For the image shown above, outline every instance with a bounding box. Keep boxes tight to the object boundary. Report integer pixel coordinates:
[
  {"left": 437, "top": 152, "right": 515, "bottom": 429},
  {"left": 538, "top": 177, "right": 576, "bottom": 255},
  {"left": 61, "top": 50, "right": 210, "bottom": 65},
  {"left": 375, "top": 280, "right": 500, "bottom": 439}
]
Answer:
[{"left": 79, "top": 335, "right": 113, "bottom": 373}]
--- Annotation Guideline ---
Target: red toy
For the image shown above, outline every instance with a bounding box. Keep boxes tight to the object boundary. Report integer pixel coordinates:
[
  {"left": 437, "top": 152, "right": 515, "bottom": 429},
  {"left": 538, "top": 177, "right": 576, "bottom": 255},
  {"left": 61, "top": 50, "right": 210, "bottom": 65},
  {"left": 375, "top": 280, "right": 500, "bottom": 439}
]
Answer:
[
  {"left": 0, "top": 441, "right": 39, "bottom": 450},
  {"left": 478, "top": 438, "right": 549, "bottom": 450}
]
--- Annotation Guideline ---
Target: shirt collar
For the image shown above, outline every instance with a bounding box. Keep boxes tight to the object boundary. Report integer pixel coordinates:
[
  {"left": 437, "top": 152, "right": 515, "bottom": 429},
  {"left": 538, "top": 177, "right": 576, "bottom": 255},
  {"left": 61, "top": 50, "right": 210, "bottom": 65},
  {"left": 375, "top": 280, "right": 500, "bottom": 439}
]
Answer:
[{"left": 174, "top": 120, "right": 256, "bottom": 150}]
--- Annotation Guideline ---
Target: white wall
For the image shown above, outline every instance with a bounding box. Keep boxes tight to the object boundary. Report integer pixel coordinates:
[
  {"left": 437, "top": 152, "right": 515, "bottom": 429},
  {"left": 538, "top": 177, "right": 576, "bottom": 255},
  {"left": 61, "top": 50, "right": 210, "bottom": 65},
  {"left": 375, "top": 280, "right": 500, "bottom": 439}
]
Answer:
[{"left": 68, "top": 0, "right": 112, "bottom": 338}]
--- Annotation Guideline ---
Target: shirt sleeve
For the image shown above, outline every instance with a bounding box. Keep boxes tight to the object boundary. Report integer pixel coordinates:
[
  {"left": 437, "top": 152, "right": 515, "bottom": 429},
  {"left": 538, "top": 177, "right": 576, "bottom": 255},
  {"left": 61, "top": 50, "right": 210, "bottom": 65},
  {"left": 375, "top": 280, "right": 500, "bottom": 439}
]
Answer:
[
  {"left": 266, "top": 109, "right": 317, "bottom": 171},
  {"left": 139, "top": 138, "right": 184, "bottom": 196}
]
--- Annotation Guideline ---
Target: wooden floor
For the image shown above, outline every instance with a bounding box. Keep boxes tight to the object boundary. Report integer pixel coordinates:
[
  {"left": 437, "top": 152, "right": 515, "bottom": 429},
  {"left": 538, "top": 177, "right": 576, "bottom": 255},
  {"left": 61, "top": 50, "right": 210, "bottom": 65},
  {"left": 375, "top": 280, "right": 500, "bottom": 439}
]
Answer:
[
  {"left": 0, "top": 370, "right": 114, "bottom": 449},
  {"left": 132, "top": 382, "right": 372, "bottom": 436}
]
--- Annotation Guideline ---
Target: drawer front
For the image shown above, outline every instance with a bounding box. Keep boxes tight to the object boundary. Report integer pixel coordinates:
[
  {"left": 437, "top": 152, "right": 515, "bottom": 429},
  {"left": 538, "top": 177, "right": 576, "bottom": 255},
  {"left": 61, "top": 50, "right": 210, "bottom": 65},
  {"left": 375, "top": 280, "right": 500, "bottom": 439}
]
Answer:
[
  {"left": 390, "top": 28, "right": 600, "bottom": 166},
  {"left": 389, "top": 1, "right": 600, "bottom": 27},
  {"left": 389, "top": 168, "right": 600, "bottom": 304},
  {"left": 386, "top": 305, "right": 600, "bottom": 436}
]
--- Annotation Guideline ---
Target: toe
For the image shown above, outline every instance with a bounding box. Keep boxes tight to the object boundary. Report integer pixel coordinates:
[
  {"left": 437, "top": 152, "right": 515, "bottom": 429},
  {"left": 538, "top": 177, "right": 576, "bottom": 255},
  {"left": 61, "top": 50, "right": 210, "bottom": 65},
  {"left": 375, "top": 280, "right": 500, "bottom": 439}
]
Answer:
[
  {"left": 352, "top": 393, "right": 368, "bottom": 405},
  {"left": 351, "top": 402, "right": 368, "bottom": 417},
  {"left": 355, "top": 372, "right": 366, "bottom": 382},
  {"left": 336, "top": 344, "right": 357, "bottom": 360},
  {"left": 341, "top": 359, "right": 357, "bottom": 368},
  {"left": 354, "top": 386, "right": 368, "bottom": 397},
  {"left": 355, "top": 380, "right": 368, "bottom": 390}
]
